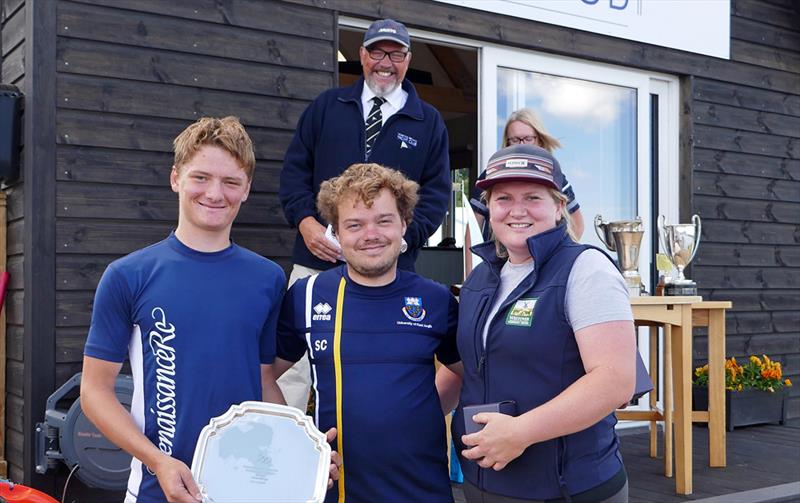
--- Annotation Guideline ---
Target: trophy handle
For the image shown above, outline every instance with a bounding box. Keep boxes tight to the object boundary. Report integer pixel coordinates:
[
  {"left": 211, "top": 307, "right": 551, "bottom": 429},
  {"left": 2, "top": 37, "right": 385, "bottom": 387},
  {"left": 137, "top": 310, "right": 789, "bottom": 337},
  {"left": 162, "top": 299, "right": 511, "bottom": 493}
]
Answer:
[
  {"left": 688, "top": 214, "right": 702, "bottom": 264},
  {"left": 594, "top": 214, "right": 611, "bottom": 249},
  {"left": 657, "top": 214, "right": 669, "bottom": 255}
]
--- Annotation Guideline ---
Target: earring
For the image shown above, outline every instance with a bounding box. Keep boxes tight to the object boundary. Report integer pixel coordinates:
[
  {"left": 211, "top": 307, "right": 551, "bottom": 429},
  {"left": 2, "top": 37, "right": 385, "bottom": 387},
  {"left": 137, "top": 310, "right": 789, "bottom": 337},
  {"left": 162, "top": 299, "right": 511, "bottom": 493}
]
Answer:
[{"left": 400, "top": 238, "right": 408, "bottom": 253}]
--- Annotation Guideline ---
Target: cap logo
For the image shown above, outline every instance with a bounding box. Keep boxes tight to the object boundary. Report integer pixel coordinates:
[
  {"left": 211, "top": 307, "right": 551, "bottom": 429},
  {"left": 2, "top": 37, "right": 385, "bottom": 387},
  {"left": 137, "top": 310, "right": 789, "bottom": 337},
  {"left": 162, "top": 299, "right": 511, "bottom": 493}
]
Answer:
[
  {"left": 378, "top": 27, "right": 397, "bottom": 33},
  {"left": 505, "top": 159, "right": 528, "bottom": 168}
]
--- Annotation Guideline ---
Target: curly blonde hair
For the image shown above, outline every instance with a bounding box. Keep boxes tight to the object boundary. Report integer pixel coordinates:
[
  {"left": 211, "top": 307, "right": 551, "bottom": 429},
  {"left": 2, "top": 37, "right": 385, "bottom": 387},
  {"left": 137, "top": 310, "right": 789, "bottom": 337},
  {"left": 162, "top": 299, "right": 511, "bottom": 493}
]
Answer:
[
  {"left": 173, "top": 116, "right": 255, "bottom": 179},
  {"left": 317, "top": 163, "right": 419, "bottom": 230}
]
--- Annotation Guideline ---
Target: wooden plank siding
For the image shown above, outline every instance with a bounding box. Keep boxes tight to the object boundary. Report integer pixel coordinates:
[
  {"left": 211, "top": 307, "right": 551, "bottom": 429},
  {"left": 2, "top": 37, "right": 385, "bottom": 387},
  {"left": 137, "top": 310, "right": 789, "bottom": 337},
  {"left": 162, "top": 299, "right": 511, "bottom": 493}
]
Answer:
[
  {"left": 694, "top": 0, "right": 800, "bottom": 420},
  {"left": 57, "top": 145, "right": 284, "bottom": 193},
  {"left": 1, "top": 0, "right": 26, "bottom": 483}
]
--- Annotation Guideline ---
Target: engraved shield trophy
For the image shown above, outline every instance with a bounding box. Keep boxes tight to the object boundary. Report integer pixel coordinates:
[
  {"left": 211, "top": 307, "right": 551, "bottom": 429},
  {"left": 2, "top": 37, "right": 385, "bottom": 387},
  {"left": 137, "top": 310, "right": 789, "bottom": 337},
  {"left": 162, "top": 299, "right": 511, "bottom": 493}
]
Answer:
[
  {"left": 657, "top": 214, "right": 702, "bottom": 296},
  {"left": 191, "top": 402, "right": 331, "bottom": 503},
  {"left": 594, "top": 215, "right": 644, "bottom": 297}
]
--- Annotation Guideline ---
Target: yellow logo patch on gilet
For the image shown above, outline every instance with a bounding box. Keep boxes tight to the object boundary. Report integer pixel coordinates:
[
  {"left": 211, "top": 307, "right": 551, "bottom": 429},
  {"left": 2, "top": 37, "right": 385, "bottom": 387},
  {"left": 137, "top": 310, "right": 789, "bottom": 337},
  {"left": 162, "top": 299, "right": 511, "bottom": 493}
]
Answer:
[{"left": 505, "top": 298, "right": 538, "bottom": 327}]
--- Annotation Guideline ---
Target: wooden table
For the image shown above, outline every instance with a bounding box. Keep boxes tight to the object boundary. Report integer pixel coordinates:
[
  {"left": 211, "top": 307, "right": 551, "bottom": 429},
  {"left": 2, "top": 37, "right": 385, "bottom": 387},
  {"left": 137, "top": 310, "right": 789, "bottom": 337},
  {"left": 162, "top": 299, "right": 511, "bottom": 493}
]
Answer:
[
  {"left": 618, "top": 296, "right": 731, "bottom": 495},
  {"left": 691, "top": 300, "right": 732, "bottom": 469}
]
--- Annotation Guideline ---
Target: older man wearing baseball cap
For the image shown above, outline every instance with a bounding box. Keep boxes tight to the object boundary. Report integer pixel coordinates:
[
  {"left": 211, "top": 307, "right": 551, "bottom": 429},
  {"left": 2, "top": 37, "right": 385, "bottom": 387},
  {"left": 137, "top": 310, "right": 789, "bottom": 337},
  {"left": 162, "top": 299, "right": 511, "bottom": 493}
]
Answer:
[{"left": 277, "top": 19, "right": 451, "bottom": 411}]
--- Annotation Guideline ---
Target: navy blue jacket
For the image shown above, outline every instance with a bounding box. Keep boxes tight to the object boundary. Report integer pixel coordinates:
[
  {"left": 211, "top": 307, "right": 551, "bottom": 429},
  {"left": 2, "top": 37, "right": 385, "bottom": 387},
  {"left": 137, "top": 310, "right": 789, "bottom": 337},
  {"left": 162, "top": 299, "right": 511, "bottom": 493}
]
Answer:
[
  {"left": 279, "top": 78, "right": 451, "bottom": 271},
  {"left": 453, "top": 224, "right": 624, "bottom": 500}
]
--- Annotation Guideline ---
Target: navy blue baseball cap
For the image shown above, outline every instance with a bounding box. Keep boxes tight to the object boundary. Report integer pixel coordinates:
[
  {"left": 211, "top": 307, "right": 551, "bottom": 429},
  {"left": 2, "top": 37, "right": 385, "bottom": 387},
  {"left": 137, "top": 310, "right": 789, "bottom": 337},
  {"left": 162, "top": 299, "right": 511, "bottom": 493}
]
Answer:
[
  {"left": 477, "top": 144, "right": 564, "bottom": 192},
  {"left": 363, "top": 19, "right": 410, "bottom": 48}
]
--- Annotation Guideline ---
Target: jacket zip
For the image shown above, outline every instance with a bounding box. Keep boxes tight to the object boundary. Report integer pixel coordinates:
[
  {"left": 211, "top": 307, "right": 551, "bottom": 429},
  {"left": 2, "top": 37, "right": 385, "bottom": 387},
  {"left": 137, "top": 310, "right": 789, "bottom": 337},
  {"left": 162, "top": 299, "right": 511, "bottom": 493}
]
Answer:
[
  {"left": 472, "top": 293, "right": 492, "bottom": 492},
  {"left": 475, "top": 283, "right": 507, "bottom": 491},
  {"left": 473, "top": 297, "right": 489, "bottom": 374},
  {"left": 476, "top": 267, "right": 538, "bottom": 492}
]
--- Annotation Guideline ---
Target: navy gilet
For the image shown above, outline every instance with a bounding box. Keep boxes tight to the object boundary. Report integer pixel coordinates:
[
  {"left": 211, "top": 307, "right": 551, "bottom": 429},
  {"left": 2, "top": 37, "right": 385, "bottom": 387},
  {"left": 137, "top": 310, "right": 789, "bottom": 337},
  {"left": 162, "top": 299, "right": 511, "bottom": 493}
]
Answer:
[{"left": 453, "top": 223, "right": 623, "bottom": 500}]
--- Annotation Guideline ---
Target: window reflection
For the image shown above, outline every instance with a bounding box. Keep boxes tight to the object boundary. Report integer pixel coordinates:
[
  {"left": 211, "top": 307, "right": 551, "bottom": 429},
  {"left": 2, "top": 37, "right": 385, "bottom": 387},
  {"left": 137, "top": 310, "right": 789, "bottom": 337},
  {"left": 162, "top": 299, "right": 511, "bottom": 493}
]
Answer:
[{"left": 497, "top": 68, "right": 637, "bottom": 248}]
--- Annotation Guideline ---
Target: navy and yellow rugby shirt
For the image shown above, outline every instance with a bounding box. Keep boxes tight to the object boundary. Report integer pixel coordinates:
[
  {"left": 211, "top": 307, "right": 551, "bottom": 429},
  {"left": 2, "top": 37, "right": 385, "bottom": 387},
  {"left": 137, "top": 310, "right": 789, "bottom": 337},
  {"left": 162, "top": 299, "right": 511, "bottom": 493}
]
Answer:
[{"left": 277, "top": 265, "right": 459, "bottom": 503}]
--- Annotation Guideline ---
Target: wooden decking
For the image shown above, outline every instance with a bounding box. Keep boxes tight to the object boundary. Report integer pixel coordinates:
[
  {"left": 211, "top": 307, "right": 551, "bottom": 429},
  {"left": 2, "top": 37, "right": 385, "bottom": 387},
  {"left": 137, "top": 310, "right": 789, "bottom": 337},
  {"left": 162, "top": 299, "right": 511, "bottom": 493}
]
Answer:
[{"left": 453, "top": 424, "right": 800, "bottom": 502}]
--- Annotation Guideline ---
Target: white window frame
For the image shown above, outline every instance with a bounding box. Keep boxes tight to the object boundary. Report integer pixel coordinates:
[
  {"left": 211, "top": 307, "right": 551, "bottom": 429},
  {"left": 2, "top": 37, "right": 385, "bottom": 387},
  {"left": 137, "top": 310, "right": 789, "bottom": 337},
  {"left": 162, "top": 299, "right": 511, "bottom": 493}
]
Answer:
[{"left": 482, "top": 47, "right": 680, "bottom": 418}]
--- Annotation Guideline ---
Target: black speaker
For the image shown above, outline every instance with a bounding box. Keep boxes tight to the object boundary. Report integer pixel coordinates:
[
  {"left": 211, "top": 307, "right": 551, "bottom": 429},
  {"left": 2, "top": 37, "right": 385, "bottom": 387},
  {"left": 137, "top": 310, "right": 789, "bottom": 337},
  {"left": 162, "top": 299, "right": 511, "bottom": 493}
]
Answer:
[{"left": 0, "top": 84, "right": 23, "bottom": 183}]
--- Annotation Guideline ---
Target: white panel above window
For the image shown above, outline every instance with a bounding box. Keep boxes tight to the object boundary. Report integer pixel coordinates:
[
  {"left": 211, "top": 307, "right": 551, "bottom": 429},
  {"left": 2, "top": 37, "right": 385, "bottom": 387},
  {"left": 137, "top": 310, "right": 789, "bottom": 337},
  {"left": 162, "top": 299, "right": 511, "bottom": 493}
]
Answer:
[{"left": 433, "top": 0, "right": 730, "bottom": 59}]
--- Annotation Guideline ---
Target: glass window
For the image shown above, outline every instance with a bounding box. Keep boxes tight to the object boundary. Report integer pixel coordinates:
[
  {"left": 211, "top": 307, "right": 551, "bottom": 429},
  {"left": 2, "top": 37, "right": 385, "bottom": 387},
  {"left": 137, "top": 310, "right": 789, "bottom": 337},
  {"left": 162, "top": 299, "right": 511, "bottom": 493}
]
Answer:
[{"left": 496, "top": 67, "right": 638, "bottom": 250}]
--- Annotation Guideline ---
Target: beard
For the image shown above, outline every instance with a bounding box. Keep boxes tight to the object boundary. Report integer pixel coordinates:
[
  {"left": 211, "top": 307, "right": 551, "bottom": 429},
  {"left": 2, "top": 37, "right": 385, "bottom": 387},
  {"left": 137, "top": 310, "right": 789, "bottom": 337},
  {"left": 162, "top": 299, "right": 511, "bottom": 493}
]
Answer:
[
  {"left": 365, "top": 73, "right": 399, "bottom": 97},
  {"left": 348, "top": 255, "right": 397, "bottom": 278},
  {"left": 344, "top": 238, "right": 401, "bottom": 279}
]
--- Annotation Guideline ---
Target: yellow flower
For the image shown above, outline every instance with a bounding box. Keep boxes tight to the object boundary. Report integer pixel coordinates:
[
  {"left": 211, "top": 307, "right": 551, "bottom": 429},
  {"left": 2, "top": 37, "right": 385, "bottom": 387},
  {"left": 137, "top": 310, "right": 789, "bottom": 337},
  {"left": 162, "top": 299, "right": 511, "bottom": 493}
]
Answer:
[
  {"left": 750, "top": 355, "right": 762, "bottom": 366},
  {"left": 786, "top": 379, "right": 793, "bottom": 387}
]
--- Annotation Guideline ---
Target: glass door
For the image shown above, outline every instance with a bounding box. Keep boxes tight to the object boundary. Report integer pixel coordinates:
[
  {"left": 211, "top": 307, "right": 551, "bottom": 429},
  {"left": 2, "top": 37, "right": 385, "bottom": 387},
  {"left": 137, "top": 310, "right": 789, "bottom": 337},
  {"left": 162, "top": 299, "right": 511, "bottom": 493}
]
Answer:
[{"left": 481, "top": 46, "right": 679, "bottom": 416}]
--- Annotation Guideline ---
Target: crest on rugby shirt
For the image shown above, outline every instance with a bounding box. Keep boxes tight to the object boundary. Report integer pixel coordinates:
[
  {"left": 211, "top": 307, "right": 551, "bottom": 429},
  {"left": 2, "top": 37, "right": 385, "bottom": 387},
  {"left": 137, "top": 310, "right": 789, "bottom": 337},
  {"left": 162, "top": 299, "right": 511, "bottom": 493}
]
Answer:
[{"left": 402, "top": 296, "right": 426, "bottom": 322}]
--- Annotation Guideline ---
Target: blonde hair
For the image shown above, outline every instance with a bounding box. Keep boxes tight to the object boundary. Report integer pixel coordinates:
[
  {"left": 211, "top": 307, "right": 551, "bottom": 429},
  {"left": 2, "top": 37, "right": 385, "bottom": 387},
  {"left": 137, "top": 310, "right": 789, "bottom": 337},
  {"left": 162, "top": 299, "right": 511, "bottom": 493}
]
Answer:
[
  {"left": 173, "top": 116, "right": 255, "bottom": 179},
  {"left": 483, "top": 186, "right": 576, "bottom": 259},
  {"left": 317, "top": 163, "right": 419, "bottom": 229},
  {"left": 502, "top": 108, "right": 562, "bottom": 153}
]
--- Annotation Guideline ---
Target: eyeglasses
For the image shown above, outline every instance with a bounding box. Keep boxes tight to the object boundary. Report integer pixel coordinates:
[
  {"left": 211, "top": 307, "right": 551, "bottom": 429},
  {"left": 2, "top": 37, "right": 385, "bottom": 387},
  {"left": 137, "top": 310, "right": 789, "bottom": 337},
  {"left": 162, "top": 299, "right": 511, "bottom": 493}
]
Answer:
[
  {"left": 367, "top": 49, "right": 409, "bottom": 63},
  {"left": 507, "top": 135, "right": 538, "bottom": 146}
]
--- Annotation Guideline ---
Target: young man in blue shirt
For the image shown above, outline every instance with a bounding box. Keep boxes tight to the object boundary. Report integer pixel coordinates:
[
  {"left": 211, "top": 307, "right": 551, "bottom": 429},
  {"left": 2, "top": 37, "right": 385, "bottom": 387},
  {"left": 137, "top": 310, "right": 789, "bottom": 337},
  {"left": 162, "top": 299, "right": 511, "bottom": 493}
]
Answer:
[
  {"left": 275, "top": 163, "right": 463, "bottom": 503},
  {"left": 80, "top": 117, "right": 337, "bottom": 502}
]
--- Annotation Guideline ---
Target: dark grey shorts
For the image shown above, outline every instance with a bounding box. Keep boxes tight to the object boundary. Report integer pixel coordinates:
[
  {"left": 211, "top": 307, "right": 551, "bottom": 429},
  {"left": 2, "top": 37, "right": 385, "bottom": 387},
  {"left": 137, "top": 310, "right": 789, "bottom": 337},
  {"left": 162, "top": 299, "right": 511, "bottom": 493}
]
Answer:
[{"left": 462, "top": 478, "right": 628, "bottom": 503}]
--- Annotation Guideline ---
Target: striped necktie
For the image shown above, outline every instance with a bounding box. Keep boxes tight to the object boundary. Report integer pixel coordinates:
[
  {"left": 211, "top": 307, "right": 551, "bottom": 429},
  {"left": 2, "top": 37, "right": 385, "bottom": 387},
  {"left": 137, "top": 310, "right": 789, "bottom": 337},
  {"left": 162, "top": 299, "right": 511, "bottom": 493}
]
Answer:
[{"left": 364, "top": 96, "right": 387, "bottom": 159}]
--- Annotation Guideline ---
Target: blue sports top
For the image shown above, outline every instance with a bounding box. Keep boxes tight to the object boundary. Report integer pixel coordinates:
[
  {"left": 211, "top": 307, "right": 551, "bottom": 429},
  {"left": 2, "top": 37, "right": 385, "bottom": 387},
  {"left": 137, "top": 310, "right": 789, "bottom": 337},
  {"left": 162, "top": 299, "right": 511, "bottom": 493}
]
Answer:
[
  {"left": 277, "top": 266, "right": 459, "bottom": 503},
  {"left": 84, "top": 233, "right": 285, "bottom": 503}
]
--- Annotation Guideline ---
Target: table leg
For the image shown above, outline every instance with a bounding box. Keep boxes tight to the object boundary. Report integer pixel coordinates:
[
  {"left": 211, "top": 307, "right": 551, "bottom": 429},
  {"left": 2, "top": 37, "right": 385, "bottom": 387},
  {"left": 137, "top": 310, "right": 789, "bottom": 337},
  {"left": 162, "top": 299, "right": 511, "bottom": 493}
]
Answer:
[
  {"left": 708, "top": 308, "right": 727, "bottom": 467},
  {"left": 649, "top": 326, "right": 658, "bottom": 458},
  {"left": 664, "top": 324, "right": 673, "bottom": 478},
  {"left": 672, "top": 306, "right": 693, "bottom": 494}
]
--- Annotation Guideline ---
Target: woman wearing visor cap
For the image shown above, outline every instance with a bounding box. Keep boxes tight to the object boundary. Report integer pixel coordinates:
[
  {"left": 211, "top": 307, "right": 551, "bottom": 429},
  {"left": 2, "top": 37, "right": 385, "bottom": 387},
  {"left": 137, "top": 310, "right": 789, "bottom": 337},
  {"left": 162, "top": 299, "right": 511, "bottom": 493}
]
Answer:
[
  {"left": 501, "top": 108, "right": 584, "bottom": 238},
  {"left": 450, "top": 144, "right": 636, "bottom": 502}
]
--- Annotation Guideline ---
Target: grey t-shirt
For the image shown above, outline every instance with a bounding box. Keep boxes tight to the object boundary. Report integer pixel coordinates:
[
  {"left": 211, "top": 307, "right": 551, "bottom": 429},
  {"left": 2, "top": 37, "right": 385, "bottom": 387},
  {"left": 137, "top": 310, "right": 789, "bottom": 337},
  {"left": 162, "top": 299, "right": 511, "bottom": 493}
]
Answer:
[
  {"left": 482, "top": 260, "right": 535, "bottom": 347},
  {"left": 565, "top": 249, "right": 633, "bottom": 331},
  {"left": 481, "top": 249, "right": 632, "bottom": 348}
]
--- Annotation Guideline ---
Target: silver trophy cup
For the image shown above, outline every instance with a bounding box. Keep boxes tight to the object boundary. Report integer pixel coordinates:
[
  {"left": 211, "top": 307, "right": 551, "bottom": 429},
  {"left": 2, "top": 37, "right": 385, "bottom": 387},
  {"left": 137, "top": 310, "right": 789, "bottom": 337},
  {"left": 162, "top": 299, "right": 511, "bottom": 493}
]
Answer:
[
  {"left": 594, "top": 215, "right": 644, "bottom": 297},
  {"left": 657, "top": 214, "right": 702, "bottom": 296}
]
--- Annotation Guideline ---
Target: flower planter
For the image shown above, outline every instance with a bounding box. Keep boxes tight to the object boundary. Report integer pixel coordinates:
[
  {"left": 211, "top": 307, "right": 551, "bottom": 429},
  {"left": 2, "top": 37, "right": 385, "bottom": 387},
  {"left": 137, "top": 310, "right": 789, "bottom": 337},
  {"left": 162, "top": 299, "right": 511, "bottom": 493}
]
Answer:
[{"left": 693, "top": 386, "right": 787, "bottom": 431}]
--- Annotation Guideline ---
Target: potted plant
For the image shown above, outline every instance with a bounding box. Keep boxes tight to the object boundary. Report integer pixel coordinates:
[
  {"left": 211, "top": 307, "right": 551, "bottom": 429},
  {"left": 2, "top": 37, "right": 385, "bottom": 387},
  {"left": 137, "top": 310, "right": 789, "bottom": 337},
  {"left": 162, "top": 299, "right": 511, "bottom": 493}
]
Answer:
[{"left": 693, "top": 355, "right": 792, "bottom": 431}]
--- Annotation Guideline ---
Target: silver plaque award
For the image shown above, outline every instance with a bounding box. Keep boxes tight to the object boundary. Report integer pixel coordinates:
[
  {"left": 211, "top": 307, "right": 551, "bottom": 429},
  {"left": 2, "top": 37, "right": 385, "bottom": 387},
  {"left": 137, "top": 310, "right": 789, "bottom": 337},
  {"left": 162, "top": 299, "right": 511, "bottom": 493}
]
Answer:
[{"left": 191, "top": 401, "right": 331, "bottom": 503}]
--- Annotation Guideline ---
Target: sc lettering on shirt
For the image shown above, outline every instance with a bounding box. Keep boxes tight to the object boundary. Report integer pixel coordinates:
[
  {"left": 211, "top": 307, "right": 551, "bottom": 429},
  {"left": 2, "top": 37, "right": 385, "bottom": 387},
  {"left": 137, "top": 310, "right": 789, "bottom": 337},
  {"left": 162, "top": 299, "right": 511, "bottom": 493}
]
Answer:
[{"left": 314, "top": 339, "right": 328, "bottom": 352}]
